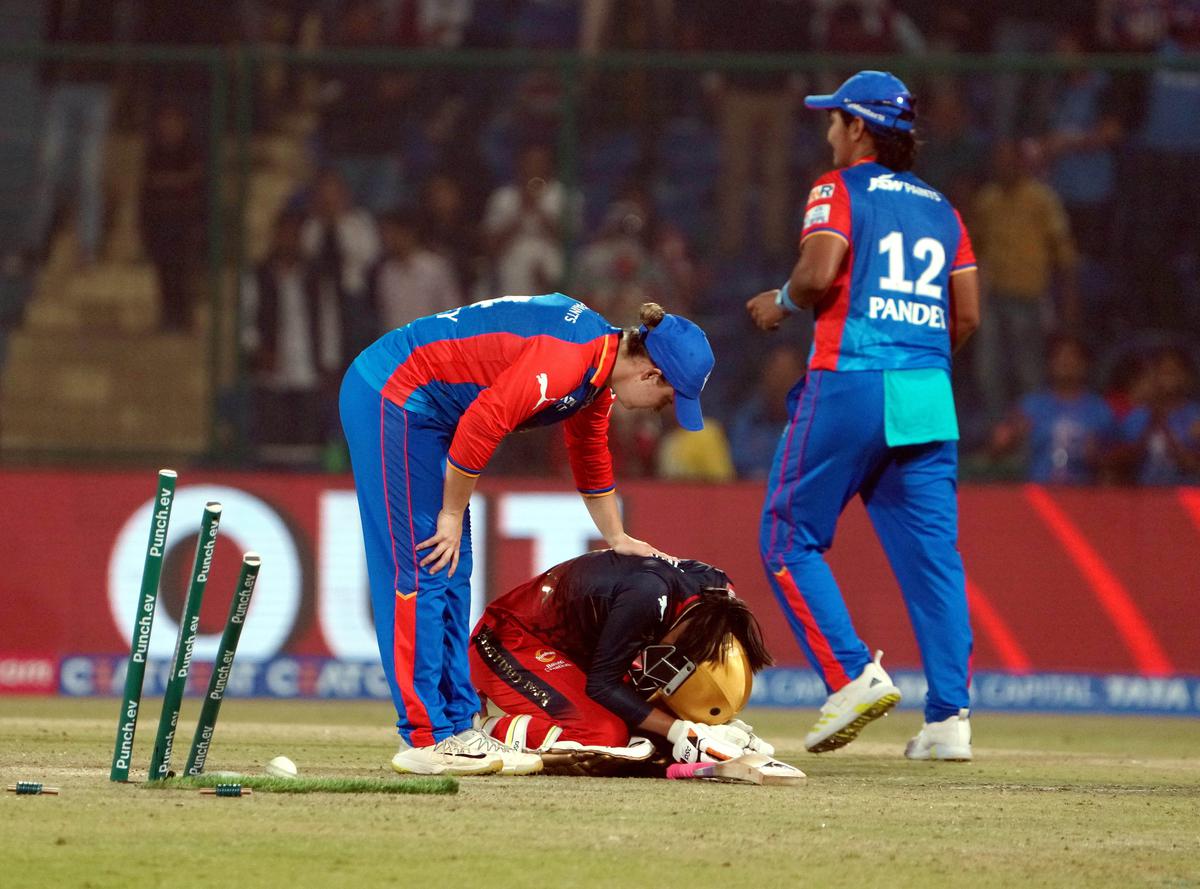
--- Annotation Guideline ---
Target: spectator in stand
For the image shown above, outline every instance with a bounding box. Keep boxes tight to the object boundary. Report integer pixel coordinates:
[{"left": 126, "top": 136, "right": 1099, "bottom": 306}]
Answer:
[
  {"left": 419, "top": 170, "right": 485, "bottom": 298},
  {"left": 1113, "top": 346, "right": 1200, "bottom": 485},
  {"left": 810, "top": 0, "right": 927, "bottom": 56},
  {"left": 22, "top": 0, "right": 117, "bottom": 269},
  {"left": 657, "top": 415, "right": 736, "bottom": 482},
  {"left": 140, "top": 102, "right": 206, "bottom": 332},
  {"left": 317, "top": 0, "right": 410, "bottom": 214},
  {"left": 988, "top": 335, "right": 1117, "bottom": 484},
  {"left": 1121, "top": 5, "right": 1200, "bottom": 331},
  {"left": 369, "top": 211, "right": 463, "bottom": 332},
  {"left": 1039, "top": 29, "right": 1124, "bottom": 260},
  {"left": 242, "top": 210, "right": 336, "bottom": 448},
  {"left": 575, "top": 186, "right": 672, "bottom": 323},
  {"left": 482, "top": 143, "right": 579, "bottom": 295},
  {"left": 917, "top": 87, "right": 989, "bottom": 210},
  {"left": 1098, "top": 0, "right": 1173, "bottom": 52},
  {"left": 972, "top": 139, "right": 1080, "bottom": 422},
  {"left": 989, "top": 1, "right": 1095, "bottom": 137},
  {"left": 302, "top": 169, "right": 382, "bottom": 368},
  {"left": 691, "top": 0, "right": 808, "bottom": 259},
  {"left": 728, "top": 345, "right": 806, "bottom": 480},
  {"left": 1104, "top": 350, "right": 1155, "bottom": 422}
]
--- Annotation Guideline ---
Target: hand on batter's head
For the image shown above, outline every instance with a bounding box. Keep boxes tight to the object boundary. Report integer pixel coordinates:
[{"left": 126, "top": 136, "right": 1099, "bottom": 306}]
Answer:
[
  {"left": 746, "top": 291, "right": 788, "bottom": 331},
  {"left": 610, "top": 533, "right": 674, "bottom": 563},
  {"left": 667, "top": 719, "right": 745, "bottom": 765},
  {"left": 417, "top": 509, "right": 464, "bottom": 576}
]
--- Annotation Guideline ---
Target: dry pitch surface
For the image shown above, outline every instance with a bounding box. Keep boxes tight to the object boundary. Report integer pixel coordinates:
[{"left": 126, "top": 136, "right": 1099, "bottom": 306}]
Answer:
[{"left": 3, "top": 698, "right": 1198, "bottom": 888}]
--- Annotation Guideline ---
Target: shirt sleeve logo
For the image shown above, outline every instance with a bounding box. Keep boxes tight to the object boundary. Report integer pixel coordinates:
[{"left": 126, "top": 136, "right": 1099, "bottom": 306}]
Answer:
[
  {"left": 808, "top": 183, "right": 836, "bottom": 203},
  {"left": 804, "top": 203, "right": 831, "bottom": 228}
]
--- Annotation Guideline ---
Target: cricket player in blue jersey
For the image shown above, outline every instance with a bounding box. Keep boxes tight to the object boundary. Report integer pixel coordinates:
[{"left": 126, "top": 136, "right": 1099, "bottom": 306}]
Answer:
[{"left": 746, "top": 71, "right": 982, "bottom": 760}]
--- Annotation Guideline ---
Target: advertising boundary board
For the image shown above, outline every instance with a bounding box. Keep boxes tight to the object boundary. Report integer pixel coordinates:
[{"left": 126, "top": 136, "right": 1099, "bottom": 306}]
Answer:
[
  {"left": 2, "top": 470, "right": 1199, "bottom": 706},
  {"left": 51, "top": 655, "right": 1200, "bottom": 717}
]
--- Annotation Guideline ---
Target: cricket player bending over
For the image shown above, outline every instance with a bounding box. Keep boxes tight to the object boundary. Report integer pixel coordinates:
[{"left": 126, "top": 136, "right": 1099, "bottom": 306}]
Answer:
[{"left": 470, "top": 550, "right": 779, "bottom": 773}]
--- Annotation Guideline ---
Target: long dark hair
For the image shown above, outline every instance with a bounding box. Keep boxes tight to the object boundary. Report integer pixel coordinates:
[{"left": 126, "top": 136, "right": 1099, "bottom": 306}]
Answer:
[
  {"left": 836, "top": 109, "right": 918, "bottom": 172},
  {"left": 673, "top": 591, "right": 774, "bottom": 672}
]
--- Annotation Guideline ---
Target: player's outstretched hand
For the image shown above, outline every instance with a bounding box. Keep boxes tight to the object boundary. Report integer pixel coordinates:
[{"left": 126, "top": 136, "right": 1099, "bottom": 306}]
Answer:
[
  {"left": 746, "top": 291, "right": 787, "bottom": 331},
  {"left": 667, "top": 719, "right": 745, "bottom": 764},
  {"left": 417, "top": 509, "right": 464, "bottom": 577}
]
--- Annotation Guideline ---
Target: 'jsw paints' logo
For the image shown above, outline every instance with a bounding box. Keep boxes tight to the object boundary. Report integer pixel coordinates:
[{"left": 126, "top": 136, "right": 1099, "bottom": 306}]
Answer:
[{"left": 867, "top": 173, "right": 942, "bottom": 202}]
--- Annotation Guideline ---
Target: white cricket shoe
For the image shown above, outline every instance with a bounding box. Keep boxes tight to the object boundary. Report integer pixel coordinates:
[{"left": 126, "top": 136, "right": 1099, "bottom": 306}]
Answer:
[
  {"left": 461, "top": 722, "right": 544, "bottom": 775},
  {"left": 905, "top": 708, "right": 972, "bottom": 761},
  {"left": 804, "top": 650, "right": 902, "bottom": 753},
  {"left": 391, "top": 733, "right": 503, "bottom": 776}
]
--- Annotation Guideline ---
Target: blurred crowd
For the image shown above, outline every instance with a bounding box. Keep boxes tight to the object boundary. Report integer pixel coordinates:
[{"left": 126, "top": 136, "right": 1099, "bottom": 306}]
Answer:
[{"left": 6, "top": 0, "right": 1200, "bottom": 483}]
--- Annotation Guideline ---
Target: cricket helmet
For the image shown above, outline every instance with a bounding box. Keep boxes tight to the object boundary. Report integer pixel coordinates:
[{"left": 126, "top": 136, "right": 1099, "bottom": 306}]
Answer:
[{"left": 630, "top": 634, "right": 754, "bottom": 724}]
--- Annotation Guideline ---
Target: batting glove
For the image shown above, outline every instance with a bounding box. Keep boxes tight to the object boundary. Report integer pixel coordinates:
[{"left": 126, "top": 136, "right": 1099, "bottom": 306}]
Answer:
[
  {"left": 728, "top": 718, "right": 776, "bottom": 756},
  {"left": 667, "top": 720, "right": 744, "bottom": 764}
]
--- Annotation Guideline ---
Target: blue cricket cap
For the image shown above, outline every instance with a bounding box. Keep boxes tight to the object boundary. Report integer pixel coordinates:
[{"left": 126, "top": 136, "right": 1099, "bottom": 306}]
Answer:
[
  {"left": 804, "top": 70, "right": 915, "bottom": 133},
  {"left": 641, "top": 314, "right": 714, "bottom": 432}
]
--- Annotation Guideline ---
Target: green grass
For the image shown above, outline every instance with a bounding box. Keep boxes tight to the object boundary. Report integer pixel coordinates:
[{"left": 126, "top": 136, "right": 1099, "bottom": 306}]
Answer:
[
  {"left": 148, "top": 773, "right": 458, "bottom": 795},
  {"left": 3, "top": 698, "right": 1199, "bottom": 888}
]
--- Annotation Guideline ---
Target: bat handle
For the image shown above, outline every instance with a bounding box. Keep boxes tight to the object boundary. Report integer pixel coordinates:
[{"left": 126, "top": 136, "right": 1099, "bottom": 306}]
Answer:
[{"left": 666, "top": 762, "right": 705, "bottom": 780}]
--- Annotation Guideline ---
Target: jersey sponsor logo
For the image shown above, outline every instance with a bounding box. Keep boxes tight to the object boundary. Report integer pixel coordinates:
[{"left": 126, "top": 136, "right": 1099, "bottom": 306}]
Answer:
[
  {"left": 658, "top": 595, "right": 668, "bottom": 619},
  {"left": 554, "top": 395, "right": 578, "bottom": 412},
  {"left": 535, "top": 649, "right": 558, "bottom": 664},
  {"left": 804, "top": 203, "right": 831, "bottom": 228},
  {"left": 868, "top": 296, "right": 948, "bottom": 329},
  {"left": 564, "top": 301, "right": 585, "bottom": 323},
  {"left": 867, "top": 173, "right": 943, "bottom": 202},
  {"left": 808, "top": 183, "right": 836, "bottom": 203},
  {"left": 533, "top": 373, "right": 553, "bottom": 409}
]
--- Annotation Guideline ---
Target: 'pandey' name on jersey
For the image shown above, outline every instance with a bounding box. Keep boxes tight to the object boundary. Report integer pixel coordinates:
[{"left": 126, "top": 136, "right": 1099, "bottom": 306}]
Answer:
[{"left": 800, "top": 160, "right": 977, "bottom": 373}]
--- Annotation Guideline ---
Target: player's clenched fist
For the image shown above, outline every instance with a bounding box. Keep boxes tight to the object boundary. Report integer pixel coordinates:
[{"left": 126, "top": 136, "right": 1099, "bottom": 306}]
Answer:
[
  {"left": 667, "top": 719, "right": 745, "bottom": 764},
  {"left": 746, "top": 291, "right": 788, "bottom": 331}
]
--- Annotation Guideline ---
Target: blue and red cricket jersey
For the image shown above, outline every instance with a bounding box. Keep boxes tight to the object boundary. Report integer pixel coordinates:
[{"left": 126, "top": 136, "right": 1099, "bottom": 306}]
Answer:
[
  {"left": 341, "top": 293, "right": 623, "bottom": 746},
  {"left": 761, "top": 159, "right": 978, "bottom": 723},
  {"left": 800, "top": 158, "right": 976, "bottom": 372}
]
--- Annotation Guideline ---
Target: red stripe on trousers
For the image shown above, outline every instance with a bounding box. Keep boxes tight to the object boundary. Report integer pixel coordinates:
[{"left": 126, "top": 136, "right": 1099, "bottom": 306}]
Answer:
[
  {"left": 383, "top": 403, "right": 434, "bottom": 746},
  {"left": 1024, "top": 484, "right": 1173, "bottom": 676},
  {"left": 773, "top": 566, "right": 852, "bottom": 690}
]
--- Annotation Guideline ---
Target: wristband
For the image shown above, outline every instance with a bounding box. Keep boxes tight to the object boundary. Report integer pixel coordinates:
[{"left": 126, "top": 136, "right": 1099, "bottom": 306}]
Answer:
[{"left": 775, "top": 281, "right": 800, "bottom": 314}]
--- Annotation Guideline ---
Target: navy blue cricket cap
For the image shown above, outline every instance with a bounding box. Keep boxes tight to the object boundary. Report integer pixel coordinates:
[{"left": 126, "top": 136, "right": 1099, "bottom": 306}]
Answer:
[
  {"left": 804, "top": 70, "right": 915, "bottom": 133},
  {"left": 641, "top": 314, "right": 714, "bottom": 432}
]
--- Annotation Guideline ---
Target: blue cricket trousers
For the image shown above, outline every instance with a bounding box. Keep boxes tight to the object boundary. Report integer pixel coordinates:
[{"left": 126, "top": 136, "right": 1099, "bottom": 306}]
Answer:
[
  {"left": 759, "top": 370, "right": 972, "bottom": 723},
  {"left": 340, "top": 365, "right": 478, "bottom": 747}
]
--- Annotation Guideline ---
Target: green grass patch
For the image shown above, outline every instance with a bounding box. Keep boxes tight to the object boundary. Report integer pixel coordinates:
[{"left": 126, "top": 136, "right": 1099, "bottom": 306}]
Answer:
[
  {"left": 4, "top": 698, "right": 1199, "bottom": 888},
  {"left": 146, "top": 773, "right": 458, "bottom": 795}
]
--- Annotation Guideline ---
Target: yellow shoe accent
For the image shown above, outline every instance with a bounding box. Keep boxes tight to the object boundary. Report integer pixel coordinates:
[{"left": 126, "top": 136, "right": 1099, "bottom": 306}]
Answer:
[{"left": 806, "top": 692, "right": 901, "bottom": 754}]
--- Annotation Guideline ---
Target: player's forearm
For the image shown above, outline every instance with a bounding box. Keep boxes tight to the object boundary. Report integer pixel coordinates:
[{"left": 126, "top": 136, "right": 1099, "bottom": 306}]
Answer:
[
  {"left": 441, "top": 464, "right": 478, "bottom": 515},
  {"left": 583, "top": 492, "right": 625, "bottom": 546},
  {"left": 636, "top": 707, "right": 678, "bottom": 739}
]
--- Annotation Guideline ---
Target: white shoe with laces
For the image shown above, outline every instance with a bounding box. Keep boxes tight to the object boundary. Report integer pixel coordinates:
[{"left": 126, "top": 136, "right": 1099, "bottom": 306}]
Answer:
[
  {"left": 804, "top": 650, "right": 902, "bottom": 753},
  {"left": 391, "top": 733, "right": 504, "bottom": 776},
  {"left": 463, "top": 718, "right": 544, "bottom": 775},
  {"left": 905, "top": 708, "right": 973, "bottom": 761}
]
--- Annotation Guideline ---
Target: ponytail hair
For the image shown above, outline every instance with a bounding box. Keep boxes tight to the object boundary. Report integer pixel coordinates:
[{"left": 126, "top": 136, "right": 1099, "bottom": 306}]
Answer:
[{"left": 622, "top": 302, "right": 666, "bottom": 361}]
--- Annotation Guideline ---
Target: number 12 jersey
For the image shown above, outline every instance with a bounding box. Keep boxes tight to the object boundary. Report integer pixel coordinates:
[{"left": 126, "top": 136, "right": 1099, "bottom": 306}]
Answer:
[{"left": 800, "top": 158, "right": 976, "bottom": 373}]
